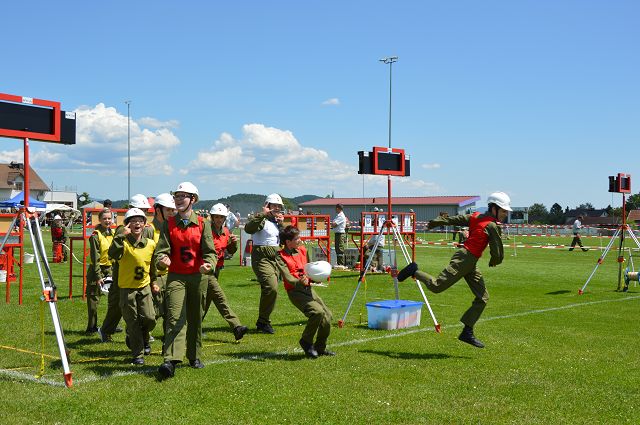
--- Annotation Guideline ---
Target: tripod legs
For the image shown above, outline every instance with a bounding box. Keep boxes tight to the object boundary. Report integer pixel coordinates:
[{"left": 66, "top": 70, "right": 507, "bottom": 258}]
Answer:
[
  {"left": 579, "top": 226, "right": 640, "bottom": 295},
  {"left": 24, "top": 213, "right": 73, "bottom": 387},
  {"left": 338, "top": 221, "right": 440, "bottom": 333}
]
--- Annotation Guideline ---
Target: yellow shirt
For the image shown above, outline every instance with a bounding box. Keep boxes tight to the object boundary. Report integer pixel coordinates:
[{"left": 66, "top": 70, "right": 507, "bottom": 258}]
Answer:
[
  {"left": 95, "top": 229, "right": 114, "bottom": 266},
  {"left": 118, "top": 237, "right": 156, "bottom": 289}
]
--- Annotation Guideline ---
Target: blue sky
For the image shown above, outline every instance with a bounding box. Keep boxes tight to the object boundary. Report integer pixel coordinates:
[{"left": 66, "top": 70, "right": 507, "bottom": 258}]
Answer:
[{"left": 1, "top": 1, "right": 638, "bottom": 210}]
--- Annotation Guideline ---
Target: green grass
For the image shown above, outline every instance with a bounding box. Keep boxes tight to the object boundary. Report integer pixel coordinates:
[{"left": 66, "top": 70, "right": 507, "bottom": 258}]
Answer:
[{"left": 0, "top": 230, "right": 639, "bottom": 424}]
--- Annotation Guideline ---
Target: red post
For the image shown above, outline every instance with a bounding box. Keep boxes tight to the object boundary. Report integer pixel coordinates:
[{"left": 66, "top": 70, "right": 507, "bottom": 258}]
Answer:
[{"left": 23, "top": 138, "right": 30, "bottom": 209}]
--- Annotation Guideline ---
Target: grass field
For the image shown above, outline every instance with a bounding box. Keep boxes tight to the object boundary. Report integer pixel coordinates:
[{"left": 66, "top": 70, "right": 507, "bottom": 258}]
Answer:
[{"left": 0, "top": 231, "right": 639, "bottom": 424}]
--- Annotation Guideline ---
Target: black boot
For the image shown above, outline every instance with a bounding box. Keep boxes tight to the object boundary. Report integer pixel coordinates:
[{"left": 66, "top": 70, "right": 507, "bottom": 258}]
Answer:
[
  {"left": 458, "top": 326, "right": 485, "bottom": 348},
  {"left": 158, "top": 361, "right": 176, "bottom": 379},
  {"left": 299, "top": 339, "right": 318, "bottom": 359},
  {"left": 233, "top": 325, "right": 249, "bottom": 341},
  {"left": 256, "top": 322, "right": 275, "bottom": 334}
]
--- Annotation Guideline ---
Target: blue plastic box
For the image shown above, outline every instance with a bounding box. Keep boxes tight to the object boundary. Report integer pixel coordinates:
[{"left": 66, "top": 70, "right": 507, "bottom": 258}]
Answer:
[{"left": 366, "top": 299, "right": 423, "bottom": 330}]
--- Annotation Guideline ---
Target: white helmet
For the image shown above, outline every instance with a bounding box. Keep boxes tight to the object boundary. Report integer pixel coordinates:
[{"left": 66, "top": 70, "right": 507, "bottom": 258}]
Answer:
[
  {"left": 209, "top": 203, "right": 228, "bottom": 217},
  {"left": 101, "top": 276, "right": 113, "bottom": 294},
  {"left": 130, "top": 194, "right": 151, "bottom": 209},
  {"left": 174, "top": 182, "right": 199, "bottom": 202},
  {"left": 304, "top": 261, "right": 332, "bottom": 282},
  {"left": 265, "top": 193, "right": 283, "bottom": 206},
  {"left": 487, "top": 191, "right": 512, "bottom": 211},
  {"left": 53, "top": 215, "right": 62, "bottom": 220},
  {"left": 155, "top": 193, "right": 176, "bottom": 209},
  {"left": 124, "top": 207, "right": 147, "bottom": 224}
]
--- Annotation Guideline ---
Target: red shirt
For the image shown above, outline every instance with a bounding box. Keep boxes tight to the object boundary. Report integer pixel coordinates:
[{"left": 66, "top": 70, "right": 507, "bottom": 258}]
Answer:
[
  {"left": 463, "top": 212, "right": 497, "bottom": 258},
  {"left": 278, "top": 246, "right": 307, "bottom": 292},
  {"left": 167, "top": 215, "right": 204, "bottom": 274},
  {"left": 212, "top": 227, "right": 231, "bottom": 268}
]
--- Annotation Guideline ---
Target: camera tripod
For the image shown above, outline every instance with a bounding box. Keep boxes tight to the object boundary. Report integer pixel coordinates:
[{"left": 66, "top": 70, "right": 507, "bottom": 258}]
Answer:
[
  {"left": 0, "top": 209, "right": 73, "bottom": 387},
  {"left": 579, "top": 224, "right": 640, "bottom": 294},
  {"left": 338, "top": 217, "right": 441, "bottom": 332}
]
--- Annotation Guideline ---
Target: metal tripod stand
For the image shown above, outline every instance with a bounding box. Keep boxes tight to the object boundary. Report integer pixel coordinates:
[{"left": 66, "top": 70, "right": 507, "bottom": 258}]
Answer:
[
  {"left": 0, "top": 209, "right": 73, "bottom": 387},
  {"left": 338, "top": 218, "right": 441, "bottom": 332},
  {"left": 579, "top": 224, "right": 640, "bottom": 294}
]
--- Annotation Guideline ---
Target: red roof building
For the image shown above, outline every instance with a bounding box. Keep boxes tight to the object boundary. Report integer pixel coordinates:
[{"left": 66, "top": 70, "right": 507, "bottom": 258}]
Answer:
[{"left": 299, "top": 196, "right": 480, "bottom": 223}]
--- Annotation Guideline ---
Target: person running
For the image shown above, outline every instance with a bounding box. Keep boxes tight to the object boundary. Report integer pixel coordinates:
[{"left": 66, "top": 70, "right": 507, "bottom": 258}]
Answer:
[
  {"left": 85, "top": 209, "right": 114, "bottom": 334},
  {"left": 149, "top": 193, "right": 177, "bottom": 341},
  {"left": 275, "top": 225, "right": 335, "bottom": 358},
  {"left": 569, "top": 215, "right": 589, "bottom": 252},
  {"left": 154, "top": 182, "right": 216, "bottom": 379},
  {"left": 202, "top": 203, "right": 248, "bottom": 341},
  {"left": 98, "top": 194, "right": 153, "bottom": 343},
  {"left": 244, "top": 193, "right": 285, "bottom": 334},
  {"left": 397, "top": 191, "right": 512, "bottom": 349},
  {"left": 108, "top": 208, "right": 157, "bottom": 365}
]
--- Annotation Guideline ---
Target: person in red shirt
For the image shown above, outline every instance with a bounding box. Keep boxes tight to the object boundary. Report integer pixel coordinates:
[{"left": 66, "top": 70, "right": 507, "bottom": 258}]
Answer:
[
  {"left": 398, "top": 192, "right": 511, "bottom": 349},
  {"left": 275, "top": 225, "right": 335, "bottom": 359},
  {"left": 202, "top": 203, "right": 248, "bottom": 341}
]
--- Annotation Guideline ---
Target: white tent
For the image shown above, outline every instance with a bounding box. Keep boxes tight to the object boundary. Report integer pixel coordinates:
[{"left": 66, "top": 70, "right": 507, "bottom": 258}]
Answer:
[
  {"left": 45, "top": 203, "right": 80, "bottom": 214},
  {"left": 80, "top": 201, "right": 104, "bottom": 209},
  {"left": 45, "top": 204, "right": 81, "bottom": 230}
]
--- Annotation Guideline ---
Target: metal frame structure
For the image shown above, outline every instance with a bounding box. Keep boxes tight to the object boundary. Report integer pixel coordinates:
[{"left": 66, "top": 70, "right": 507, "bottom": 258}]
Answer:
[
  {"left": 579, "top": 188, "right": 640, "bottom": 294},
  {"left": 0, "top": 92, "right": 74, "bottom": 387}
]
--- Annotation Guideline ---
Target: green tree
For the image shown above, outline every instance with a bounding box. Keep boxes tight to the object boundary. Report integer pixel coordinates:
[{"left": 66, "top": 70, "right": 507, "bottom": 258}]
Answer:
[
  {"left": 577, "top": 202, "right": 594, "bottom": 210},
  {"left": 626, "top": 192, "right": 640, "bottom": 211},
  {"left": 528, "top": 203, "right": 549, "bottom": 223},
  {"left": 548, "top": 203, "right": 565, "bottom": 225},
  {"left": 77, "top": 192, "right": 90, "bottom": 207}
]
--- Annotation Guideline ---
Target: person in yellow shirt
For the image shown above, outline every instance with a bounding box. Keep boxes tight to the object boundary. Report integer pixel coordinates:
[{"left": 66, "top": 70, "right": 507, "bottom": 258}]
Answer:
[
  {"left": 108, "top": 208, "right": 157, "bottom": 365},
  {"left": 85, "top": 209, "right": 114, "bottom": 334}
]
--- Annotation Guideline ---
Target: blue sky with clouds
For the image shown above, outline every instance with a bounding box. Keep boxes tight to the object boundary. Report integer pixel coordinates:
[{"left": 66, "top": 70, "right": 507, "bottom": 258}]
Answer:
[{"left": 1, "top": 1, "right": 638, "bottom": 209}]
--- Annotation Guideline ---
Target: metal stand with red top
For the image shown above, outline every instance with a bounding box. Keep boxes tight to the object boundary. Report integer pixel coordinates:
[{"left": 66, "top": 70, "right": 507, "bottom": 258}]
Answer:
[
  {"left": 0, "top": 92, "right": 76, "bottom": 387},
  {"left": 338, "top": 145, "right": 440, "bottom": 332},
  {"left": 0, "top": 212, "right": 25, "bottom": 304},
  {"left": 70, "top": 207, "right": 125, "bottom": 300},
  {"left": 579, "top": 174, "right": 640, "bottom": 294},
  {"left": 284, "top": 213, "right": 332, "bottom": 265},
  {"left": 240, "top": 214, "right": 332, "bottom": 268}
]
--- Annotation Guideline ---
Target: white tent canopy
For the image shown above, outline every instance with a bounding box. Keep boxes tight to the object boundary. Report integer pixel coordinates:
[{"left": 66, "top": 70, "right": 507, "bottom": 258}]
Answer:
[
  {"left": 45, "top": 203, "right": 80, "bottom": 214},
  {"left": 80, "top": 201, "right": 104, "bottom": 209}
]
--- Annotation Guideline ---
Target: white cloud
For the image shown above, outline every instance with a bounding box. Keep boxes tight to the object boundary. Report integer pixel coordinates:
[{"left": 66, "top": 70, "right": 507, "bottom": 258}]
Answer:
[
  {"left": 0, "top": 149, "right": 24, "bottom": 163},
  {"left": 182, "top": 123, "right": 439, "bottom": 197},
  {"left": 138, "top": 117, "right": 180, "bottom": 129},
  {"left": 322, "top": 98, "right": 340, "bottom": 106},
  {"left": 422, "top": 163, "right": 441, "bottom": 169},
  {"left": 29, "top": 103, "right": 181, "bottom": 176},
  {"left": 243, "top": 123, "right": 299, "bottom": 150}
]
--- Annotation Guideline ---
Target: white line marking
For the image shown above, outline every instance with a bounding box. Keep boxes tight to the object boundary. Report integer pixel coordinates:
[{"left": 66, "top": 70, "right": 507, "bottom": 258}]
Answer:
[{"left": 3, "top": 295, "right": 639, "bottom": 387}]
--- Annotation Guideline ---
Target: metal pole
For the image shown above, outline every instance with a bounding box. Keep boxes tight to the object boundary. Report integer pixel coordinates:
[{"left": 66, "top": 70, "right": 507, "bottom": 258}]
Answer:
[
  {"left": 127, "top": 100, "right": 131, "bottom": 202},
  {"left": 379, "top": 56, "right": 398, "bottom": 149},
  {"left": 388, "top": 60, "right": 393, "bottom": 148}
]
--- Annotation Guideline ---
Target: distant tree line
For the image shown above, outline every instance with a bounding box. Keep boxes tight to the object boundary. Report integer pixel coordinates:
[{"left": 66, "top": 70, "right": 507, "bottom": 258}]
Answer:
[{"left": 527, "top": 192, "right": 640, "bottom": 224}]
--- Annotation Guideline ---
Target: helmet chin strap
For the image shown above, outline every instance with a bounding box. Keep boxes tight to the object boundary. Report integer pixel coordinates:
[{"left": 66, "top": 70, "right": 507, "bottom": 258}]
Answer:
[{"left": 177, "top": 198, "right": 193, "bottom": 216}]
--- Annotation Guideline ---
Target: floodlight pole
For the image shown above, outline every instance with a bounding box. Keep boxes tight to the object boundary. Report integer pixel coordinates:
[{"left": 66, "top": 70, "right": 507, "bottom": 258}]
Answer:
[
  {"left": 125, "top": 100, "right": 131, "bottom": 203},
  {"left": 380, "top": 56, "right": 398, "bottom": 222}
]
